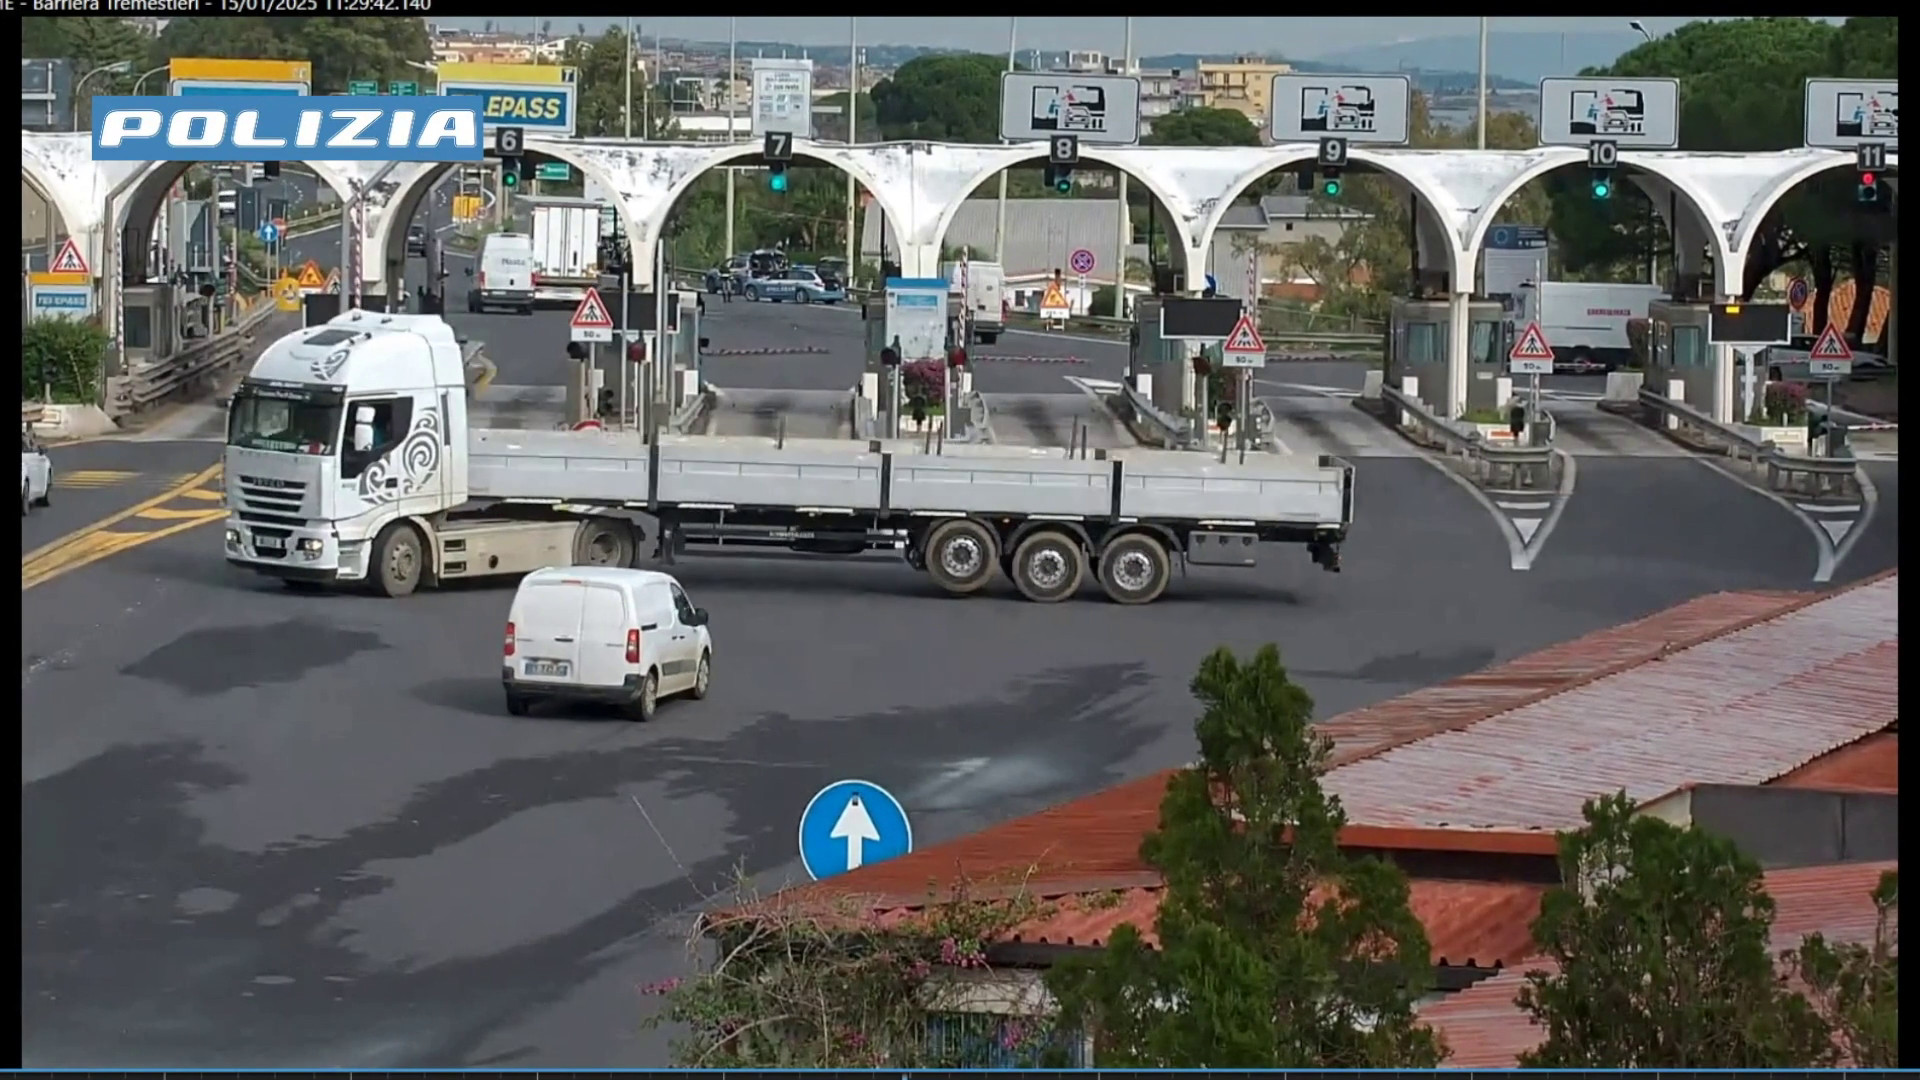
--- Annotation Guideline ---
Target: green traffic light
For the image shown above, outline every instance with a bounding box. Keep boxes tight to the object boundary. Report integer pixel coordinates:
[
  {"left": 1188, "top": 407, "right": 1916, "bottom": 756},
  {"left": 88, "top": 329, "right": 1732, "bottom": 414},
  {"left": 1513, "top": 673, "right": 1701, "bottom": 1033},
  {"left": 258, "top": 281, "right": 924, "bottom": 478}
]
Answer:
[
  {"left": 1592, "top": 179, "right": 1611, "bottom": 200},
  {"left": 1055, "top": 176, "right": 1072, "bottom": 194},
  {"left": 770, "top": 170, "right": 788, "bottom": 193},
  {"left": 1321, "top": 179, "right": 1341, "bottom": 197}
]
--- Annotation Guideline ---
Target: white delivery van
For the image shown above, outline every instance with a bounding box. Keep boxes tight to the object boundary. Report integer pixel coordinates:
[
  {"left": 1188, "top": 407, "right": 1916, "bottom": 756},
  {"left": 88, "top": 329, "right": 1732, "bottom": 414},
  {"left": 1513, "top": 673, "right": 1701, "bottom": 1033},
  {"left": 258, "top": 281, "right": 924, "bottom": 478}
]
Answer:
[
  {"left": 943, "top": 260, "right": 1006, "bottom": 345},
  {"left": 467, "top": 232, "right": 537, "bottom": 316},
  {"left": 502, "top": 566, "right": 713, "bottom": 721}
]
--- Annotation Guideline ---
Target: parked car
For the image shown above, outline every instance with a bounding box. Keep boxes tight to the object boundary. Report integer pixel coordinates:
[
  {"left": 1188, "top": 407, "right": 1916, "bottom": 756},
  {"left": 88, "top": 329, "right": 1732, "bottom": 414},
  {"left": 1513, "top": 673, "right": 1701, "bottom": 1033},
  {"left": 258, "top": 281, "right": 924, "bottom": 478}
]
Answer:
[
  {"left": 743, "top": 267, "right": 847, "bottom": 305},
  {"left": 21, "top": 430, "right": 52, "bottom": 517},
  {"left": 703, "top": 255, "right": 750, "bottom": 295}
]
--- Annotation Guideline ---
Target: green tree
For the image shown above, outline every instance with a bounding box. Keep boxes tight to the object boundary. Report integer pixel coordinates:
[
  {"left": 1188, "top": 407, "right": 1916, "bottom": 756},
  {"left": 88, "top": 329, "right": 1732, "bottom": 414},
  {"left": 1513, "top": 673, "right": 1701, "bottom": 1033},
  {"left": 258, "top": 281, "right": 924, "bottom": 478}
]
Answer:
[
  {"left": 1516, "top": 792, "right": 1836, "bottom": 1069},
  {"left": 24, "top": 317, "right": 110, "bottom": 405},
  {"left": 814, "top": 91, "right": 877, "bottom": 144},
  {"left": 1047, "top": 645, "right": 1443, "bottom": 1069},
  {"left": 870, "top": 54, "right": 1007, "bottom": 143},
  {"left": 1145, "top": 107, "right": 1261, "bottom": 147},
  {"left": 565, "top": 27, "right": 670, "bottom": 138},
  {"left": 1789, "top": 870, "right": 1899, "bottom": 1068}
]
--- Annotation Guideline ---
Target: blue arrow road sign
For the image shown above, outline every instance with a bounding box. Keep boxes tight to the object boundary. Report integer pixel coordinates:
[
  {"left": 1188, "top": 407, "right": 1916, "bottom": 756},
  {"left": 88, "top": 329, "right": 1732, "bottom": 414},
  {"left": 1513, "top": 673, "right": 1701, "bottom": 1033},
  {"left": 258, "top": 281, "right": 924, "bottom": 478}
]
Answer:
[
  {"left": 798, "top": 779, "right": 912, "bottom": 881},
  {"left": 258, "top": 222, "right": 280, "bottom": 245}
]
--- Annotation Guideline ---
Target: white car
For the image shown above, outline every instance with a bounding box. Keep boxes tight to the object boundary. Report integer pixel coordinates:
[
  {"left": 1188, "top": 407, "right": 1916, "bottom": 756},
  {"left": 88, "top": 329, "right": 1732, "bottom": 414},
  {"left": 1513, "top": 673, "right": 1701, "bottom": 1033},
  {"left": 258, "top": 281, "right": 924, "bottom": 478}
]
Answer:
[
  {"left": 502, "top": 566, "right": 713, "bottom": 721},
  {"left": 21, "top": 431, "right": 52, "bottom": 517}
]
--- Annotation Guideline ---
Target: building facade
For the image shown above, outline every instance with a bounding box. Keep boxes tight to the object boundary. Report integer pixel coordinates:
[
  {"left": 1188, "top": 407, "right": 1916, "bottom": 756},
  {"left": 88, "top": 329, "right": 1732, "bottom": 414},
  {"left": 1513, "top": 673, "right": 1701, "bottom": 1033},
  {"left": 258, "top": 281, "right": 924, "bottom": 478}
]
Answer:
[{"left": 1196, "top": 56, "right": 1293, "bottom": 124}]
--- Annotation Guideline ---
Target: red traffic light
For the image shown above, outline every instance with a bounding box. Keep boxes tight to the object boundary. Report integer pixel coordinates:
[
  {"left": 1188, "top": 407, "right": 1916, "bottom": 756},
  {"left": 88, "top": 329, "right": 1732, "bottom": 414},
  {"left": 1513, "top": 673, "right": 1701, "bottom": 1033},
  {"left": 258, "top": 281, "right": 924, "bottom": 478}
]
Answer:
[
  {"left": 627, "top": 341, "right": 646, "bottom": 364},
  {"left": 1861, "top": 171, "right": 1878, "bottom": 186},
  {"left": 947, "top": 347, "right": 968, "bottom": 368}
]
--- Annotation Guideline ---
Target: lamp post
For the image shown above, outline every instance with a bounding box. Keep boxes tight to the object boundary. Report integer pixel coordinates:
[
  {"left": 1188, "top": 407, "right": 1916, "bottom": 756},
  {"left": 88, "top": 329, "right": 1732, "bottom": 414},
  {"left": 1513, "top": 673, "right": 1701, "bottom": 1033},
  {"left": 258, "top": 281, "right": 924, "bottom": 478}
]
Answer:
[
  {"left": 71, "top": 61, "right": 133, "bottom": 132},
  {"left": 993, "top": 18, "right": 1017, "bottom": 264},
  {"left": 1476, "top": 19, "right": 1489, "bottom": 150},
  {"left": 131, "top": 64, "right": 168, "bottom": 95},
  {"left": 725, "top": 17, "right": 739, "bottom": 259},
  {"left": 844, "top": 18, "right": 859, "bottom": 281},
  {"left": 1112, "top": 18, "right": 1132, "bottom": 318}
]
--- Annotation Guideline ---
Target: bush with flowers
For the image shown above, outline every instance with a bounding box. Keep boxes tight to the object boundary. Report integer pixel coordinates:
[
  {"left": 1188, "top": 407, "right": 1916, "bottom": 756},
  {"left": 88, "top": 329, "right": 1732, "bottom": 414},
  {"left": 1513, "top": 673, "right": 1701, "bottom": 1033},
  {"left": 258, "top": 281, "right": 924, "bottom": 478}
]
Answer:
[{"left": 1753, "top": 380, "right": 1811, "bottom": 426}]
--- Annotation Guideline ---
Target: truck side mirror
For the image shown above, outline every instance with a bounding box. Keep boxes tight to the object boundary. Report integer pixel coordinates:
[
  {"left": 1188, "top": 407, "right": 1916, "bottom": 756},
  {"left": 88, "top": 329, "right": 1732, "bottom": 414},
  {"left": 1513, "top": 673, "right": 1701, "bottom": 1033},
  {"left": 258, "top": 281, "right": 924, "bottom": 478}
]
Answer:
[{"left": 352, "top": 405, "right": 375, "bottom": 453}]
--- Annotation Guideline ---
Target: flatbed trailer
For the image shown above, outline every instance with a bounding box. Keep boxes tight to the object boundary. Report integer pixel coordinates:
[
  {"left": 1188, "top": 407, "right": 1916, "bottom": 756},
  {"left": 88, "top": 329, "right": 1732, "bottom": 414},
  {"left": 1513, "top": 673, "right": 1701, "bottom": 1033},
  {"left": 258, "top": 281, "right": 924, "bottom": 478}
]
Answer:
[{"left": 410, "top": 432, "right": 1348, "bottom": 604}]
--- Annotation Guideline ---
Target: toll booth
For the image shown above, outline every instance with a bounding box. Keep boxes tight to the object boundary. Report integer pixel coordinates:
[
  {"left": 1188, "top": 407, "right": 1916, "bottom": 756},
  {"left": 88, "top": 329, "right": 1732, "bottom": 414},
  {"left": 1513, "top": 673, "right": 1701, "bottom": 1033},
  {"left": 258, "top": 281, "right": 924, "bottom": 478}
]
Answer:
[
  {"left": 1387, "top": 297, "right": 1506, "bottom": 415},
  {"left": 1132, "top": 296, "right": 1228, "bottom": 436},
  {"left": 117, "top": 283, "right": 183, "bottom": 376},
  {"left": 1644, "top": 299, "right": 1715, "bottom": 411}
]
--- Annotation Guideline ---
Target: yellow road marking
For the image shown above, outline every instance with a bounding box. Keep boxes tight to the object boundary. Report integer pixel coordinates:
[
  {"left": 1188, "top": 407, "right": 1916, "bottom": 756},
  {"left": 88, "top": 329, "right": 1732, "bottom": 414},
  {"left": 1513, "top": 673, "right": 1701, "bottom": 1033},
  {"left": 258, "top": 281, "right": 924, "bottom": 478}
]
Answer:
[
  {"left": 137, "top": 505, "right": 225, "bottom": 520},
  {"left": 22, "top": 509, "right": 228, "bottom": 591},
  {"left": 54, "top": 470, "right": 142, "bottom": 488},
  {"left": 23, "top": 462, "right": 223, "bottom": 569},
  {"left": 179, "top": 488, "right": 225, "bottom": 502}
]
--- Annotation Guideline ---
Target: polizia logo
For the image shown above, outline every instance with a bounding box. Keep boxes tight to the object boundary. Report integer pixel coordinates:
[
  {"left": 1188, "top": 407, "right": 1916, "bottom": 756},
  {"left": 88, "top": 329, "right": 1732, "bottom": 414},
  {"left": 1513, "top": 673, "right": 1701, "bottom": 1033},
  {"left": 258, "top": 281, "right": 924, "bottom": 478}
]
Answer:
[{"left": 91, "top": 96, "right": 485, "bottom": 162}]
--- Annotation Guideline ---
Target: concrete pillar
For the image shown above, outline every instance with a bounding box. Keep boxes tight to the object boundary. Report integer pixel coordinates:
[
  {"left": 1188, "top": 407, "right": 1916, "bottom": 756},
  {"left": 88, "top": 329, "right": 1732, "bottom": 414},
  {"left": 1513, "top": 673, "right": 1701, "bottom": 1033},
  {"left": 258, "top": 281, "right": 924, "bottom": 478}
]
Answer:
[
  {"left": 1713, "top": 310, "right": 1737, "bottom": 425},
  {"left": 1673, "top": 212, "right": 1711, "bottom": 300},
  {"left": 1446, "top": 290, "right": 1471, "bottom": 420}
]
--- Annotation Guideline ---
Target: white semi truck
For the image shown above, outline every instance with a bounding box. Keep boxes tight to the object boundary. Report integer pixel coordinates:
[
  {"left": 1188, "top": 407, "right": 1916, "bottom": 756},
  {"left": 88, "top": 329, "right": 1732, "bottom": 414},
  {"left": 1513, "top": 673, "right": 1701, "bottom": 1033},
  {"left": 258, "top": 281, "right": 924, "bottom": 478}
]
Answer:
[
  {"left": 222, "top": 312, "right": 1353, "bottom": 602},
  {"left": 520, "top": 196, "right": 602, "bottom": 307},
  {"left": 1512, "top": 281, "right": 1665, "bottom": 373}
]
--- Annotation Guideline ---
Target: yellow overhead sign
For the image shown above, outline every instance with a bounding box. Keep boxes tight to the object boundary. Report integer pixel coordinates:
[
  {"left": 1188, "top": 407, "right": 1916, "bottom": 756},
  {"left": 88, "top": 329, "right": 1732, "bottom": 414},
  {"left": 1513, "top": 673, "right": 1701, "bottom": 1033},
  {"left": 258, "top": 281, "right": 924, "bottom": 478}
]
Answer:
[
  {"left": 434, "top": 62, "right": 576, "bottom": 86},
  {"left": 170, "top": 58, "right": 312, "bottom": 84}
]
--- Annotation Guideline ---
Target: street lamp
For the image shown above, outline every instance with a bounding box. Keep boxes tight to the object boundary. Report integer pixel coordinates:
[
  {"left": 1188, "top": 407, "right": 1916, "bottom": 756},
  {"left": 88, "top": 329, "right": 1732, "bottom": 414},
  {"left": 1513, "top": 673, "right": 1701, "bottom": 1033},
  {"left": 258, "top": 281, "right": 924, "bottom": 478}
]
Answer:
[
  {"left": 72, "top": 60, "right": 133, "bottom": 131},
  {"left": 1629, "top": 21, "right": 1654, "bottom": 44},
  {"left": 132, "top": 64, "right": 168, "bottom": 95}
]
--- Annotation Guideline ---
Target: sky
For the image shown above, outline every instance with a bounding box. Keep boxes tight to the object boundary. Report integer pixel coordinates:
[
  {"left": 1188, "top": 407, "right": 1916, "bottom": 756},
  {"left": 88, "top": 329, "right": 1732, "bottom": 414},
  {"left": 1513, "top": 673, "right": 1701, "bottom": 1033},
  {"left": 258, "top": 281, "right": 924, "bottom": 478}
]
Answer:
[{"left": 427, "top": 17, "right": 1837, "bottom": 57}]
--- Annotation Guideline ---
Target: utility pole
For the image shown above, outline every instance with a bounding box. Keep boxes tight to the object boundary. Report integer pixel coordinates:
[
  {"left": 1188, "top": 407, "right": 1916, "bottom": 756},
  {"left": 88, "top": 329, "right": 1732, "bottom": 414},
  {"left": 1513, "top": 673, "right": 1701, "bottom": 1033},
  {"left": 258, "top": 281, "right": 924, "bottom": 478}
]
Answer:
[
  {"left": 844, "top": 17, "right": 859, "bottom": 280},
  {"left": 1112, "top": 18, "right": 1132, "bottom": 318},
  {"left": 624, "top": 17, "right": 634, "bottom": 139},
  {"left": 1476, "top": 18, "right": 1490, "bottom": 150},
  {"left": 725, "top": 17, "right": 738, "bottom": 259},
  {"left": 994, "top": 17, "right": 1017, "bottom": 265}
]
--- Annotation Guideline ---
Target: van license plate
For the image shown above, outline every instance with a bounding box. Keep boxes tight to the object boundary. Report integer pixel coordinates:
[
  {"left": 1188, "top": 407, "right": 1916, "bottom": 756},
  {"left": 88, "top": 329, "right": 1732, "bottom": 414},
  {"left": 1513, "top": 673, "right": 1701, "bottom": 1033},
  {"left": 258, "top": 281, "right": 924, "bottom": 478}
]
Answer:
[{"left": 524, "top": 659, "right": 570, "bottom": 678}]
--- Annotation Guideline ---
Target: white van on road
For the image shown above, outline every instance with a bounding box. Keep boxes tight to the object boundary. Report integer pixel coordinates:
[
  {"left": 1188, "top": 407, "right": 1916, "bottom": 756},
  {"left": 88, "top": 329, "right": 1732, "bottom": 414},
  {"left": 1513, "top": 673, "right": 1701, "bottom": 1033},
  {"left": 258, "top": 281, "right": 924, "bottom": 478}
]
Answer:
[
  {"left": 467, "top": 232, "right": 537, "bottom": 316},
  {"left": 503, "top": 566, "right": 713, "bottom": 721}
]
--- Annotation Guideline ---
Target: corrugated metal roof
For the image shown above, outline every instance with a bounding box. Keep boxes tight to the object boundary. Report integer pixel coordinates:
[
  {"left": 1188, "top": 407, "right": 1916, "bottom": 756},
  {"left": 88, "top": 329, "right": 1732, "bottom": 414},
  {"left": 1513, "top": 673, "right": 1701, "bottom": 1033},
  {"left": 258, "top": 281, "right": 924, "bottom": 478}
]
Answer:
[
  {"left": 1421, "top": 860, "right": 1898, "bottom": 1068},
  {"left": 1771, "top": 732, "right": 1899, "bottom": 794},
  {"left": 1326, "top": 576, "right": 1898, "bottom": 832}
]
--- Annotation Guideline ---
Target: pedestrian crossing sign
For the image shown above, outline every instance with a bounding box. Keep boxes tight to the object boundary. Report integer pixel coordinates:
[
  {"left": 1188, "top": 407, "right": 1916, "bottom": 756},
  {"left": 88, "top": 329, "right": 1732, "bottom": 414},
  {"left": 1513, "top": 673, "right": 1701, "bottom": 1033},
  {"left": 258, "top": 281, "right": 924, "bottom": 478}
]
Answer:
[
  {"left": 1807, "top": 324, "right": 1853, "bottom": 361},
  {"left": 48, "top": 237, "right": 90, "bottom": 275}
]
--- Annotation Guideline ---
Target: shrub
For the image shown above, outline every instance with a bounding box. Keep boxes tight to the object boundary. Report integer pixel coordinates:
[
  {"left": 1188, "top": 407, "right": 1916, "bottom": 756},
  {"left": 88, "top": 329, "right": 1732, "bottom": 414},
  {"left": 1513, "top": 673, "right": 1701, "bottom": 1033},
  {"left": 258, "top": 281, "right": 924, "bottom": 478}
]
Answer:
[
  {"left": 901, "top": 359, "right": 946, "bottom": 406},
  {"left": 1756, "top": 381, "right": 1810, "bottom": 426},
  {"left": 23, "top": 317, "right": 110, "bottom": 405}
]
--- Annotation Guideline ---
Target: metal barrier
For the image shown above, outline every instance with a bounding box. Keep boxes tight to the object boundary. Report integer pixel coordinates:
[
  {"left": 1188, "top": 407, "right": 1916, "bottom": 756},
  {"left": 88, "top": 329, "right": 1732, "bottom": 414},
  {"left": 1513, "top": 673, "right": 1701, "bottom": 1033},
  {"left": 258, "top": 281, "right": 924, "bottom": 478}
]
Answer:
[
  {"left": 1635, "top": 386, "right": 1862, "bottom": 499},
  {"left": 1381, "top": 384, "right": 1558, "bottom": 490},
  {"left": 669, "top": 386, "right": 715, "bottom": 435},
  {"left": 1117, "top": 380, "right": 1192, "bottom": 449},
  {"left": 106, "top": 297, "right": 280, "bottom": 417}
]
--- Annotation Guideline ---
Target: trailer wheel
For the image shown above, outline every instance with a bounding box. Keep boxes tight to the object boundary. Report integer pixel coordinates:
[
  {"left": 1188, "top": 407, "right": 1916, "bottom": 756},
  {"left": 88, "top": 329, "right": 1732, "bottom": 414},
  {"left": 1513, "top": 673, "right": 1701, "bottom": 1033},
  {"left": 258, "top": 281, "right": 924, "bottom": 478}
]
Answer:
[
  {"left": 373, "top": 521, "right": 425, "bottom": 598},
  {"left": 923, "top": 519, "right": 998, "bottom": 596},
  {"left": 573, "top": 517, "right": 635, "bottom": 567},
  {"left": 1098, "top": 533, "right": 1171, "bottom": 605},
  {"left": 1010, "top": 530, "right": 1085, "bottom": 603}
]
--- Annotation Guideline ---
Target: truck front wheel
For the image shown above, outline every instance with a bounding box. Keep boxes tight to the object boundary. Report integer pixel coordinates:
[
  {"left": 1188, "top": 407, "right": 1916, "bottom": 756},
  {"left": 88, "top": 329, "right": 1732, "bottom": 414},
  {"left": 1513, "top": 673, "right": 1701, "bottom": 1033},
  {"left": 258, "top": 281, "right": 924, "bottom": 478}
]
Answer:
[{"left": 373, "top": 521, "right": 426, "bottom": 598}]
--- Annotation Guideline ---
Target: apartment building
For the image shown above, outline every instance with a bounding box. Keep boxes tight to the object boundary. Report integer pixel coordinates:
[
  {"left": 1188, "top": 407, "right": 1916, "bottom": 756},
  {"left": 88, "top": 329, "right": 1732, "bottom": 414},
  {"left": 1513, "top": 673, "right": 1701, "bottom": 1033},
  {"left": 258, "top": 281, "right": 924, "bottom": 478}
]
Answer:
[{"left": 1197, "top": 56, "right": 1293, "bottom": 123}]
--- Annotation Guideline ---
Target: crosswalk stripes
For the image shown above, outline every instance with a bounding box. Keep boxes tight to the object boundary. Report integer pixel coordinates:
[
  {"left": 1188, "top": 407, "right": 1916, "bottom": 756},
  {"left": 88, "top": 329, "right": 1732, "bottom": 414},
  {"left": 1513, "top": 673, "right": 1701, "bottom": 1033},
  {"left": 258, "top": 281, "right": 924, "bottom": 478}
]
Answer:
[{"left": 54, "top": 470, "right": 201, "bottom": 490}]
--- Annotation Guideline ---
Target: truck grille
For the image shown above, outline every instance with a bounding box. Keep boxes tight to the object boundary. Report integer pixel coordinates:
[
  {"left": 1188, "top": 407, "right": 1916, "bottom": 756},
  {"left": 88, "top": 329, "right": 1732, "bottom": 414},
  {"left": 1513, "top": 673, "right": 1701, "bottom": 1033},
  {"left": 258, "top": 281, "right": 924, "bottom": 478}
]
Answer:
[{"left": 235, "top": 474, "right": 310, "bottom": 526}]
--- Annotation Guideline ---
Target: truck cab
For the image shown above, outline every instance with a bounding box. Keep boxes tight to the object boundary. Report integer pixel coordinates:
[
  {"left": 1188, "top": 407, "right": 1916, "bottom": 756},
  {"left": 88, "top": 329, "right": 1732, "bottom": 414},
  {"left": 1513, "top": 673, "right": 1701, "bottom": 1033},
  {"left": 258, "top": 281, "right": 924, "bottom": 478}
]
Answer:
[{"left": 224, "top": 310, "right": 470, "bottom": 588}]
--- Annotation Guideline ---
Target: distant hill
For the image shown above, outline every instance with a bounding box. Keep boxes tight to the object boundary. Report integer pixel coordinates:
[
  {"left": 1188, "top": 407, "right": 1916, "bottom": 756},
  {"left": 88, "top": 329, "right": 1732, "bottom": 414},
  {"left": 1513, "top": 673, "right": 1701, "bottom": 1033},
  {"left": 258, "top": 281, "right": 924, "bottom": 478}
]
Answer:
[{"left": 1306, "top": 31, "right": 1644, "bottom": 84}]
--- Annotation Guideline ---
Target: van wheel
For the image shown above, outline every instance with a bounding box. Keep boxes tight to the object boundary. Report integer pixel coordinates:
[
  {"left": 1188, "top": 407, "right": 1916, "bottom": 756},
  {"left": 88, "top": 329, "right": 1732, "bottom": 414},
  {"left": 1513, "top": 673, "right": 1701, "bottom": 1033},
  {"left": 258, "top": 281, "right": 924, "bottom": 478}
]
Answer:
[
  {"left": 1098, "top": 533, "right": 1171, "bottom": 605},
  {"left": 573, "top": 517, "right": 634, "bottom": 567},
  {"left": 505, "top": 691, "right": 530, "bottom": 716},
  {"left": 690, "top": 652, "right": 711, "bottom": 700},
  {"left": 1010, "top": 530, "right": 1085, "bottom": 603},
  {"left": 372, "top": 521, "right": 424, "bottom": 598},
  {"left": 625, "top": 671, "right": 659, "bottom": 722},
  {"left": 744, "top": 285, "right": 759, "bottom": 302},
  {"left": 923, "top": 519, "right": 998, "bottom": 596}
]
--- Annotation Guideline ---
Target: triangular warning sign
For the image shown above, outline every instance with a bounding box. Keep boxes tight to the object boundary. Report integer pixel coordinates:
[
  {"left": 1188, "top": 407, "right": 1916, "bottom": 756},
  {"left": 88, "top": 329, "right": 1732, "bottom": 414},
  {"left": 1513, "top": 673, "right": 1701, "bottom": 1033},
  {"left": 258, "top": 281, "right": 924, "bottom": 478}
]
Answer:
[
  {"left": 1223, "top": 312, "right": 1266, "bottom": 354},
  {"left": 1808, "top": 324, "right": 1854, "bottom": 361},
  {"left": 1509, "top": 320, "right": 1555, "bottom": 362},
  {"left": 1040, "top": 280, "right": 1070, "bottom": 312},
  {"left": 48, "top": 237, "right": 89, "bottom": 275},
  {"left": 323, "top": 267, "right": 341, "bottom": 287},
  {"left": 296, "top": 262, "right": 326, "bottom": 288},
  {"left": 571, "top": 288, "right": 614, "bottom": 329}
]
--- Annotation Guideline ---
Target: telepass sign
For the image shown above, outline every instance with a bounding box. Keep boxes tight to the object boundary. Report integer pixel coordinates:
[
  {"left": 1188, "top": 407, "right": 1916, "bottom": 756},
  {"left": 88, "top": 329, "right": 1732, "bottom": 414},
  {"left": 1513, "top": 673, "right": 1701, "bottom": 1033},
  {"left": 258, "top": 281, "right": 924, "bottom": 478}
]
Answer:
[{"left": 90, "top": 96, "right": 485, "bottom": 162}]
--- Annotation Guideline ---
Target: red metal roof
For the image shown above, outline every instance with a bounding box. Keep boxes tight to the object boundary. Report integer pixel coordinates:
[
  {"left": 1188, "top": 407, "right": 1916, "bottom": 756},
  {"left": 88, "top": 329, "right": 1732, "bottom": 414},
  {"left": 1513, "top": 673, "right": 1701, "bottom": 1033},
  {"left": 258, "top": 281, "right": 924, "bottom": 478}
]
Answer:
[
  {"left": 1325, "top": 576, "right": 1898, "bottom": 833},
  {"left": 1421, "top": 860, "right": 1899, "bottom": 1068},
  {"left": 1771, "top": 732, "right": 1899, "bottom": 794}
]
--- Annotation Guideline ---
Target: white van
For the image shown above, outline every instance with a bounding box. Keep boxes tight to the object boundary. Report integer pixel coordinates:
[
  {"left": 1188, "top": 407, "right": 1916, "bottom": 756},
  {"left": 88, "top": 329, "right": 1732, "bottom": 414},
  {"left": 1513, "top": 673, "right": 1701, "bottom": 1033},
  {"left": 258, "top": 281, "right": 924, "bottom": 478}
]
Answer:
[
  {"left": 468, "top": 232, "right": 537, "bottom": 316},
  {"left": 503, "top": 567, "right": 713, "bottom": 720}
]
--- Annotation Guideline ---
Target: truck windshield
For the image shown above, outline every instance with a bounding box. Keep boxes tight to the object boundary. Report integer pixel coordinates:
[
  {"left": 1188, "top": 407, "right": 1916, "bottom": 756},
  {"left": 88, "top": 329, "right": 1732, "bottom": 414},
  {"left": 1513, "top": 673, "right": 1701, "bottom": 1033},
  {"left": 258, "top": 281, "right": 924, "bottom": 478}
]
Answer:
[{"left": 228, "top": 391, "right": 344, "bottom": 456}]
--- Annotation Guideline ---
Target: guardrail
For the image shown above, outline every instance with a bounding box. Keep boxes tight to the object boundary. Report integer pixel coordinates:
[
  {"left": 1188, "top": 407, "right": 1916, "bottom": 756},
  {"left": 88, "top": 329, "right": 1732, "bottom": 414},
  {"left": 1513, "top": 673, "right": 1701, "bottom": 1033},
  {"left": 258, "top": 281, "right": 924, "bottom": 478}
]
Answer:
[
  {"left": 1381, "top": 384, "right": 1557, "bottom": 490},
  {"left": 1116, "top": 379, "right": 1193, "bottom": 449},
  {"left": 105, "top": 297, "right": 280, "bottom": 417},
  {"left": 1634, "top": 386, "right": 1862, "bottom": 498}
]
